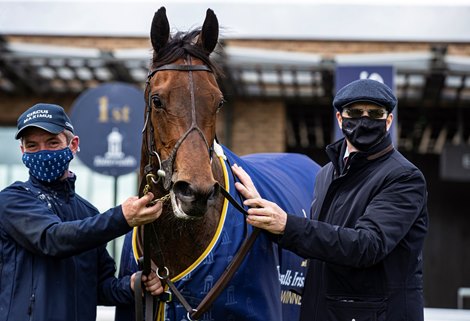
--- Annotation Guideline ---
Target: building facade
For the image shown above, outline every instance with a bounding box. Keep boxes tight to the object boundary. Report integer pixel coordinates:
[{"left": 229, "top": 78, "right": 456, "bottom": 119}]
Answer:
[{"left": 1, "top": 33, "right": 470, "bottom": 308}]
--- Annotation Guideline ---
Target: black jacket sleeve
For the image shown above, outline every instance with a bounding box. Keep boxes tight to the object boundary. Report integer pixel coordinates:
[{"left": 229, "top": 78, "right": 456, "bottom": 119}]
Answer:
[{"left": 278, "top": 168, "right": 427, "bottom": 268}]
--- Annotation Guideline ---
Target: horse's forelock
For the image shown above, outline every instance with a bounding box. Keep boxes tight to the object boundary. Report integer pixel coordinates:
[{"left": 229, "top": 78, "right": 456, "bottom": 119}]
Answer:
[{"left": 151, "top": 29, "right": 222, "bottom": 77}]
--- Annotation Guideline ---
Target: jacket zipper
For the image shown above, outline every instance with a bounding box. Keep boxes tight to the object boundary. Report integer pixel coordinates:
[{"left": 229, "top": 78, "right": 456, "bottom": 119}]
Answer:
[
  {"left": 28, "top": 293, "right": 35, "bottom": 320},
  {"left": 28, "top": 256, "right": 36, "bottom": 321}
]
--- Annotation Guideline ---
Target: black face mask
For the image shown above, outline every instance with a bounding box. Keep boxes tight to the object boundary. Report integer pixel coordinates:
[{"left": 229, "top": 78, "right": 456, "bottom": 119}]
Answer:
[{"left": 341, "top": 117, "right": 387, "bottom": 151}]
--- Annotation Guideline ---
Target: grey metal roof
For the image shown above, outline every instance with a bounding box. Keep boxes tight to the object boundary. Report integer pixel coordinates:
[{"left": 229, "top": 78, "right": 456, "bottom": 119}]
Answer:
[
  {"left": 0, "top": 39, "right": 470, "bottom": 104},
  {"left": 1, "top": 39, "right": 470, "bottom": 155},
  {"left": 2, "top": 40, "right": 470, "bottom": 104}
]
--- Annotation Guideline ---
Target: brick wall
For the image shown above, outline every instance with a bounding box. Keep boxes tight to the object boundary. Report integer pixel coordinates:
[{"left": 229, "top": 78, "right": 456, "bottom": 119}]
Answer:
[
  {"left": 224, "top": 39, "right": 470, "bottom": 57},
  {"left": 6, "top": 35, "right": 150, "bottom": 50},
  {"left": 6, "top": 35, "right": 470, "bottom": 56},
  {"left": 0, "top": 95, "right": 77, "bottom": 126},
  {"left": 225, "top": 100, "right": 285, "bottom": 155}
]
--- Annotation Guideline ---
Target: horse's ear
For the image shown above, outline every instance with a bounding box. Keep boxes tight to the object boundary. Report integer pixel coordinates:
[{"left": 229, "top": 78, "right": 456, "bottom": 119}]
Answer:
[
  {"left": 198, "top": 8, "right": 219, "bottom": 55},
  {"left": 150, "top": 6, "right": 170, "bottom": 54}
]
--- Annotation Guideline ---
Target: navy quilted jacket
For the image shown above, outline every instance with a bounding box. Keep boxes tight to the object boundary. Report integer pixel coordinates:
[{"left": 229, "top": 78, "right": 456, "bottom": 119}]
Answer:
[{"left": 0, "top": 174, "right": 134, "bottom": 321}]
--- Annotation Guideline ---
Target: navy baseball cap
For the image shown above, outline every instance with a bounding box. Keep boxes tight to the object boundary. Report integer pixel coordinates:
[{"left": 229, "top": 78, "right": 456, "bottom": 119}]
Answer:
[
  {"left": 333, "top": 79, "right": 397, "bottom": 112},
  {"left": 15, "top": 103, "right": 75, "bottom": 139}
]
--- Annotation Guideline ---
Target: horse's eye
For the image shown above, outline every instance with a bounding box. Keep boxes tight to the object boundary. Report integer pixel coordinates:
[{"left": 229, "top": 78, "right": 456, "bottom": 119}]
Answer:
[
  {"left": 152, "top": 95, "right": 163, "bottom": 109},
  {"left": 217, "top": 98, "right": 225, "bottom": 112}
]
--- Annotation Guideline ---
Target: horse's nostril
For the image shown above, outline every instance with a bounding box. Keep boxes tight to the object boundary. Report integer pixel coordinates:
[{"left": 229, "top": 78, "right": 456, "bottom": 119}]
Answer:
[
  {"left": 173, "top": 181, "right": 195, "bottom": 202},
  {"left": 173, "top": 181, "right": 219, "bottom": 203},
  {"left": 172, "top": 181, "right": 220, "bottom": 217},
  {"left": 208, "top": 183, "right": 220, "bottom": 200}
]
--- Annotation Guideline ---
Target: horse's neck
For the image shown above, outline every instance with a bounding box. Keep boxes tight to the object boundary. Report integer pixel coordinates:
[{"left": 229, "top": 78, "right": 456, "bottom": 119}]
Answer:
[{"left": 154, "top": 154, "right": 226, "bottom": 278}]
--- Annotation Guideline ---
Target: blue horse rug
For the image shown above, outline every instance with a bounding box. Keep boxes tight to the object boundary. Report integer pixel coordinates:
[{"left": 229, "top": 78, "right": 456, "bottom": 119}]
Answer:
[{"left": 116, "top": 144, "right": 320, "bottom": 321}]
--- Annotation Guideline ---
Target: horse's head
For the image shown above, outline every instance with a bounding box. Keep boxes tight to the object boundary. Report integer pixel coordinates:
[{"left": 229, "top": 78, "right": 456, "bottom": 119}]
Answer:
[{"left": 141, "top": 7, "right": 224, "bottom": 219}]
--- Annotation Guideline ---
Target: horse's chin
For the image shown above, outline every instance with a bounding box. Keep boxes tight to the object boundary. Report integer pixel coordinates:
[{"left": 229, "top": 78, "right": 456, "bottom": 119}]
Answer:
[{"left": 170, "top": 191, "right": 200, "bottom": 220}]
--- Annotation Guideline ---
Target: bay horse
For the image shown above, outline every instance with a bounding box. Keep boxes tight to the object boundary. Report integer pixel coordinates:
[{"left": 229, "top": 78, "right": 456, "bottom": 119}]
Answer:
[{"left": 116, "top": 7, "right": 321, "bottom": 321}]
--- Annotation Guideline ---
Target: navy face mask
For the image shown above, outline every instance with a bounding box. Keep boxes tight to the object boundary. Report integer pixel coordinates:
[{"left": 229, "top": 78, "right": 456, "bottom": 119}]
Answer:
[
  {"left": 22, "top": 147, "right": 74, "bottom": 183},
  {"left": 341, "top": 117, "right": 387, "bottom": 151}
]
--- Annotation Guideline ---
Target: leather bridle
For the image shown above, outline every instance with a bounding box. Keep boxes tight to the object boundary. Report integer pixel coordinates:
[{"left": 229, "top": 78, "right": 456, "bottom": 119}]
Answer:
[
  {"left": 142, "top": 57, "right": 214, "bottom": 191},
  {"left": 135, "top": 57, "right": 260, "bottom": 321}
]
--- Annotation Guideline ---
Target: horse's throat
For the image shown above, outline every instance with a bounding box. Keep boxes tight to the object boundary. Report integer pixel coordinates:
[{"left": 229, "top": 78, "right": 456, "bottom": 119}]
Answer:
[{"left": 156, "top": 198, "right": 222, "bottom": 277}]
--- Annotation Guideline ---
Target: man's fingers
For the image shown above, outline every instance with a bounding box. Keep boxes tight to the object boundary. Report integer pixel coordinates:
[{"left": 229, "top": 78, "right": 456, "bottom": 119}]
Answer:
[
  {"left": 143, "top": 271, "right": 164, "bottom": 295},
  {"left": 125, "top": 193, "right": 163, "bottom": 227},
  {"left": 233, "top": 164, "right": 254, "bottom": 187},
  {"left": 232, "top": 163, "right": 262, "bottom": 200},
  {"left": 247, "top": 213, "right": 271, "bottom": 222},
  {"left": 244, "top": 198, "right": 265, "bottom": 208},
  {"left": 144, "top": 200, "right": 163, "bottom": 213},
  {"left": 234, "top": 182, "right": 249, "bottom": 197},
  {"left": 137, "top": 192, "right": 154, "bottom": 206}
]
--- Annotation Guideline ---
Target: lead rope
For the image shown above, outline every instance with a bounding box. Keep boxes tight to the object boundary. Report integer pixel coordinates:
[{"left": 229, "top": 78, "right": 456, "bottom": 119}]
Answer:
[
  {"left": 134, "top": 173, "right": 171, "bottom": 321},
  {"left": 142, "top": 173, "right": 170, "bottom": 205},
  {"left": 137, "top": 86, "right": 167, "bottom": 321}
]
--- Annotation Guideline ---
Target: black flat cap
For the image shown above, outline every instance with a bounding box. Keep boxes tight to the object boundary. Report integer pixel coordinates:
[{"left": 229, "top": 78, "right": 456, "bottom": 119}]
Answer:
[{"left": 333, "top": 79, "right": 397, "bottom": 112}]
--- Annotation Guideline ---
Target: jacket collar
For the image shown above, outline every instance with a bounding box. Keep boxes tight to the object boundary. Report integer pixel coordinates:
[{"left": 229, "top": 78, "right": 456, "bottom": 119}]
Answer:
[
  {"left": 326, "top": 133, "right": 394, "bottom": 173},
  {"left": 29, "top": 171, "right": 77, "bottom": 198}
]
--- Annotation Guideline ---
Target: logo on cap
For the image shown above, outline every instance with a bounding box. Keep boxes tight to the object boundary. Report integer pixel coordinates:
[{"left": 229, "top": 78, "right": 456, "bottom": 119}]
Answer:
[{"left": 22, "top": 109, "right": 53, "bottom": 124}]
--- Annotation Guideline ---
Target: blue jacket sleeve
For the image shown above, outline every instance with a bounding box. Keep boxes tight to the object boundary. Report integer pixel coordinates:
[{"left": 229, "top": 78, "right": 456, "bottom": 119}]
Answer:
[
  {"left": 115, "top": 231, "right": 140, "bottom": 321},
  {"left": 0, "top": 185, "right": 132, "bottom": 258},
  {"left": 97, "top": 245, "right": 135, "bottom": 305}
]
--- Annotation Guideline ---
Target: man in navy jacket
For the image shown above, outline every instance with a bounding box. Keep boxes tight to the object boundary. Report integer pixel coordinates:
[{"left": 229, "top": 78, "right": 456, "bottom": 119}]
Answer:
[
  {"left": 233, "top": 79, "right": 428, "bottom": 321},
  {"left": 0, "top": 103, "right": 163, "bottom": 321}
]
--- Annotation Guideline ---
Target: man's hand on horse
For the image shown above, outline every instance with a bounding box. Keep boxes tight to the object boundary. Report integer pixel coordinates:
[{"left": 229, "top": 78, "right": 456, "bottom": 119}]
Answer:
[
  {"left": 122, "top": 193, "right": 163, "bottom": 227},
  {"left": 232, "top": 163, "right": 261, "bottom": 199},
  {"left": 244, "top": 198, "right": 287, "bottom": 235},
  {"left": 232, "top": 164, "right": 287, "bottom": 234},
  {"left": 130, "top": 271, "right": 164, "bottom": 296}
]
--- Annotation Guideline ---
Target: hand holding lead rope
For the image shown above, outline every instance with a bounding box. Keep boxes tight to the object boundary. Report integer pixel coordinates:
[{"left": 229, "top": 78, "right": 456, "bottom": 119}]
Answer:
[
  {"left": 143, "top": 173, "right": 170, "bottom": 206},
  {"left": 122, "top": 192, "right": 163, "bottom": 227}
]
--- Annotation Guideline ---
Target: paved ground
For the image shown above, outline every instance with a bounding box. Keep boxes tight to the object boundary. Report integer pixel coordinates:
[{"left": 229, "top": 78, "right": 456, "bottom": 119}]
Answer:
[
  {"left": 424, "top": 308, "right": 470, "bottom": 321},
  {"left": 98, "top": 306, "right": 470, "bottom": 321}
]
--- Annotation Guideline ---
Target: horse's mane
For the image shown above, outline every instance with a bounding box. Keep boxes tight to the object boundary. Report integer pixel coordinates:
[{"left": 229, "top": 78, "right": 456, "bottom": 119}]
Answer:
[{"left": 151, "top": 29, "right": 223, "bottom": 77}]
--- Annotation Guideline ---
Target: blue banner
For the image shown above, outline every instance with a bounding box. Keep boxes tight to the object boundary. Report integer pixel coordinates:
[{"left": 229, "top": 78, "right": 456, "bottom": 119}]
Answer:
[{"left": 70, "top": 82, "right": 144, "bottom": 177}]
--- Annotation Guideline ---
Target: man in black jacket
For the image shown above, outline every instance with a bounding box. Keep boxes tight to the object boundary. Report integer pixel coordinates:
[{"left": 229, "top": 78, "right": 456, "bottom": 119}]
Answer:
[{"left": 232, "top": 79, "right": 428, "bottom": 321}]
